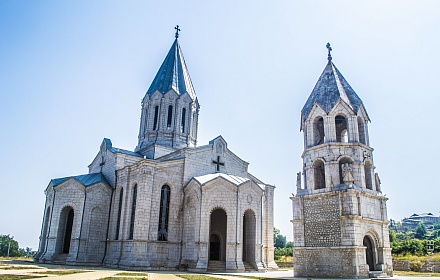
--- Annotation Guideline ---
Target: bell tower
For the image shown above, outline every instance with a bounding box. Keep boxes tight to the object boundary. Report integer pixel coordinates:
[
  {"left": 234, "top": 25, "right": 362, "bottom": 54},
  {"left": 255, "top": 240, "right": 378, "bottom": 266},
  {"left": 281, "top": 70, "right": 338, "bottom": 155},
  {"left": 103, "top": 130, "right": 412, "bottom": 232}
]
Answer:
[
  {"left": 135, "top": 26, "right": 200, "bottom": 156},
  {"left": 291, "top": 44, "right": 393, "bottom": 278}
]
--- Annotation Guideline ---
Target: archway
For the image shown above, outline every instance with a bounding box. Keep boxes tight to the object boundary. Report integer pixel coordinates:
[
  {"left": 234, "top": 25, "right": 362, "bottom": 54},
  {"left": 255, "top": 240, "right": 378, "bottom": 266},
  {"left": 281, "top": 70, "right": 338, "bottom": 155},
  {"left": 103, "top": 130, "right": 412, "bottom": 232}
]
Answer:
[
  {"left": 56, "top": 207, "right": 74, "bottom": 254},
  {"left": 209, "top": 209, "right": 227, "bottom": 261},
  {"left": 210, "top": 234, "right": 221, "bottom": 260},
  {"left": 242, "top": 210, "right": 256, "bottom": 265},
  {"left": 363, "top": 236, "right": 375, "bottom": 271}
]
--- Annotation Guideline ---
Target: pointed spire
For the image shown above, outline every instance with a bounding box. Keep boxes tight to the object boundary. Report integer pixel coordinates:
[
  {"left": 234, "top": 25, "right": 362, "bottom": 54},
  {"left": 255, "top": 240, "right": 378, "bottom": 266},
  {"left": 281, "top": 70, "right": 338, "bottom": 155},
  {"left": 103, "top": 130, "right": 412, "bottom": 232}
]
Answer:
[
  {"left": 301, "top": 58, "right": 367, "bottom": 123},
  {"left": 146, "top": 30, "right": 196, "bottom": 100}
]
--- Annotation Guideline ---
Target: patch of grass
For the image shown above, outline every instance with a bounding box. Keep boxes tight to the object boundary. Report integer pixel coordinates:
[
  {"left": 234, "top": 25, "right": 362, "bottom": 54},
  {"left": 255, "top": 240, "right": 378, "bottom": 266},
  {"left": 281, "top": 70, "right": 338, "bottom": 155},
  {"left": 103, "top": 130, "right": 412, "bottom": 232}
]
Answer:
[
  {"left": 395, "top": 271, "right": 440, "bottom": 277},
  {"left": 116, "top": 272, "right": 149, "bottom": 276},
  {"left": 34, "top": 270, "right": 89, "bottom": 275},
  {"left": 0, "top": 266, "right": 42, "bottom": 270},
  {"left": 222, "top": 275, "right": 269, "bottom": 280},
  {"left": 99, "top": 276, "right": 147, "bottom": 280},
  {"left": 0, "top": 275, "right": 44, "bottom": 280},
  {"left": 393, "top": 252, "right": 440, "bottom": 262},
  {"left": 177, "top": 275, "right": 225, "bottom": 280}
]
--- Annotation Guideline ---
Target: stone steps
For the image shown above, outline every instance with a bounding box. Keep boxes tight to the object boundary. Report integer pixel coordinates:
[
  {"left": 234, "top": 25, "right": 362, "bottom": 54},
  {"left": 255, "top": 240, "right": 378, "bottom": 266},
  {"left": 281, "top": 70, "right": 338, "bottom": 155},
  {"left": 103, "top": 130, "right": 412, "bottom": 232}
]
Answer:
[
  {"left": 207, "top": 260, "right": 226, "bottom": 271},
  {"left": 243, "top": 261, "right": 257, "bottom": 272},
  {"left": 369, "top": 271, "right": 389, "bottom": 279}
]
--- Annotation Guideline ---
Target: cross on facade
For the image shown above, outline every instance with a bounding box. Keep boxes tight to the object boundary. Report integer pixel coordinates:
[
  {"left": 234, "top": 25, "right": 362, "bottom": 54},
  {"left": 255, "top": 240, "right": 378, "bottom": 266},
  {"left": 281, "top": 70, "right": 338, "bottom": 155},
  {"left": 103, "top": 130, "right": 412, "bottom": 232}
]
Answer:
[
  {"left": 326, "top": 42, "right": 332, "bottom": 61},
  {"left": 175, "top": 25, "right": 181, "bottom": 39},
  {"left": 212, "top": 156, "right": 225, "bottom": 172}
]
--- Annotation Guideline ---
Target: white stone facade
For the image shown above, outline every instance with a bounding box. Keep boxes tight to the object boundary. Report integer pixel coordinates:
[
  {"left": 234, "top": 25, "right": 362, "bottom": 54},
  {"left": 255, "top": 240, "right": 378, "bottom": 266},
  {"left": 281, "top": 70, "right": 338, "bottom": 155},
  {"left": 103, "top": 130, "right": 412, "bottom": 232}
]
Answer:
[
  {"left": 291, "top": 59, "right": 393, "bottom": 278},
  {"left": 34, "top": 38, "right": 277, "bottom": 272}
]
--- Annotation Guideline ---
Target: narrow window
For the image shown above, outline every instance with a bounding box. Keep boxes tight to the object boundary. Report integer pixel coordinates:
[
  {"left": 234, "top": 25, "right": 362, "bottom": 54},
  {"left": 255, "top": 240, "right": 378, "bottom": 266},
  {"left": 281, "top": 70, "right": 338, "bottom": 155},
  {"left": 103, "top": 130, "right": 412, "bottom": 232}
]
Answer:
[
  {"left": 365, "top": 162, "right": 373, "bottom": 190},
  {"left": 181, "top": 108, "right": 186, "bottom": 133},
  {"left": 167, "top": 105, "right": 173, "bottom": 128},
  {"left": 115, "top": 188, "right": 123, "bottom": 240},
  {"left": 313, "top": 116, "right": 325, "bottom": 145},
  {"left": 335, "top": 115, "right": 348, "bottom": 142},
  {"left": 153, "top": 105, "right": 159, "bottom": 130},
  {"left": 358, "top": 116, "right": 366, "bottom": 144},
  {"left": 313, "top": 160, "right": 326, "bottom": 189},
  {"left": 129, "top": 185, "right": 137, "bottom": 240},
  {"left": 158, "top": 185, "right": 171, "bottom": 241}
]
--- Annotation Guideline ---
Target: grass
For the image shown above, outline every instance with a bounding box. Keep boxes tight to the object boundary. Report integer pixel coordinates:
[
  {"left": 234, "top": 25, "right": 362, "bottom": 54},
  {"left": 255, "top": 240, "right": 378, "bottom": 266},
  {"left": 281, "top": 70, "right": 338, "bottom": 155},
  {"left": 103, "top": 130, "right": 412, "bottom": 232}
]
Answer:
[
  {"left": 0, "top": 267, "right": 42, "bottom": 270},
  {"left": 99, "top": 278, "right": 146, "bottom": 280},
  {"left": 116, "top": 272, "right": 149, "bottom": 276},
  {"left": 395, "top": 271, "right": 440, "bottom": 277},
  {"left": 393, "top": 252, "right": 440, "bottom": 262},
  {"left": 176, "top": 274, "right": 226, "bottom": 280},
  {"left": 34, "top": 270, "right": 89, "bottom": 275},
  {"left": 0, "top": 276, "right": 44, "bottom": 280},
  {"left": 222, "top": 275, "right": 270, "bottom": 280}
]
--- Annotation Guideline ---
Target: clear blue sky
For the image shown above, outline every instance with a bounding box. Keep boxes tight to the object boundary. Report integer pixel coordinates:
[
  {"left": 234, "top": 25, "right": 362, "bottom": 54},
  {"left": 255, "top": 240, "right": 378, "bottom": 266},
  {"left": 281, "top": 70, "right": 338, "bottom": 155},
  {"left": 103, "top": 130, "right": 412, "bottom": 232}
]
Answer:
[{"left": 1, "top": 1, "right": 439, "bottom": 249}]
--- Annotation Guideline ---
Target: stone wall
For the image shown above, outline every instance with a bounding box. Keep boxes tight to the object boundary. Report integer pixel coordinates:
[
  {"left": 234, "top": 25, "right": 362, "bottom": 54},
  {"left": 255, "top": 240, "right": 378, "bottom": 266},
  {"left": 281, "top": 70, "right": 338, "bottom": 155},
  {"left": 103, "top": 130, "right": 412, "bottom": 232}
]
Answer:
[
  {"left": 303, "top": 194, "right": 341, "bottom": 247},
  {"left": 393, "top": 260, "right": 440, "bottom": 273}
]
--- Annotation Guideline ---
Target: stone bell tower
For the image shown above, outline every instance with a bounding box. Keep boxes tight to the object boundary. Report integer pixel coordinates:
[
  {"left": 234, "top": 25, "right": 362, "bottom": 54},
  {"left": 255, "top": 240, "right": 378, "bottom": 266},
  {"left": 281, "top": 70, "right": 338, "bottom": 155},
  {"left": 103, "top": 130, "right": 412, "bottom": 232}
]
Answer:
[
  {"left": 135, "top": 27, "right": 200, "bottom": 157},
  {"left": 291, "top": 44, "right": 393, "bottom": 278}
]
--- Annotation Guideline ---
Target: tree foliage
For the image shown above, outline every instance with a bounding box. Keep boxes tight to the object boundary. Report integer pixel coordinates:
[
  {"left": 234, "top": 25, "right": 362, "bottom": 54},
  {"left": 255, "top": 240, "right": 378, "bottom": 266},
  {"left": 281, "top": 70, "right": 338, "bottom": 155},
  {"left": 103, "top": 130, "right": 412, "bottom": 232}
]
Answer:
[
  {"left": 415, "top": 223, "right": 427, "bottom": 239},
  {"left": 0, "top": 234, "right": 20, "bottom": 257},
  {"left": 273, "top": 227, "right": 286, "bottom": 248}
]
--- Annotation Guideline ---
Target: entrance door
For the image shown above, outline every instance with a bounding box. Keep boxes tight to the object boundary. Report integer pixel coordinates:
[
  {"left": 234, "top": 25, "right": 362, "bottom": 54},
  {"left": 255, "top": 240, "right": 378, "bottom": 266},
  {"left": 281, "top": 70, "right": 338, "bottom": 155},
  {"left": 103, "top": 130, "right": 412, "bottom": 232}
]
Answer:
[
  {"left": 363, "top": 236, "right": 374, "bottom": 271},
  {"left": 210, "top": 234, "right": 221, "bottom": 260},
  {"left": 62, "top": 209, "right": 74, "bottom": 253},
  {"left": 209, "top": 209, "right": 227, "bottom": 261}
]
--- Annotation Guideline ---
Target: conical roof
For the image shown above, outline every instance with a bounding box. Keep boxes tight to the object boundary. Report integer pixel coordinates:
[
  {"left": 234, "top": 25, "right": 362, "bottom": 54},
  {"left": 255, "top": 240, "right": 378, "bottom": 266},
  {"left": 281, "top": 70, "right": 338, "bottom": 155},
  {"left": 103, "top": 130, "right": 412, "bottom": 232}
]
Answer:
[
  {"left": 146, "top": 39, "right": 196, "bottom": 100},
  {"left": 301, "top": 61, "right": 367, "bottom": 124}
]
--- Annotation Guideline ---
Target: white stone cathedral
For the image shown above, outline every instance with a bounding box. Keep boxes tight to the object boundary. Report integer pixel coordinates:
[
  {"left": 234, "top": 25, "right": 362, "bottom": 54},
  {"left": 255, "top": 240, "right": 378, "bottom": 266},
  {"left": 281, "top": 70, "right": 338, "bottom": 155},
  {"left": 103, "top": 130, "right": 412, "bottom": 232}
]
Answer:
[
  {"left": 291, "top": 45, "right": 393, "bottom": 278},
  {"left": 34, "top": 34, "right": 278, "bottom": 272}
]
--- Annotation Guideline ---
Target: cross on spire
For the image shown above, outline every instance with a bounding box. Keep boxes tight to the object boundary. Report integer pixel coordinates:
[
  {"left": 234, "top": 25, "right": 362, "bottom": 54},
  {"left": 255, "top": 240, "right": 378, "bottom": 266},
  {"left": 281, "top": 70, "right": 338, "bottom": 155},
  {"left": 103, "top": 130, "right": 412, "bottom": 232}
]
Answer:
[
  {"left": 175, "top": 25, "right": 181, "bottom": 39},
  {"left": 212, "top": 156, "right": 225, "bottom": 172},
  {"left": 326, "top": 42, "right": 332, "bottom": 61}
]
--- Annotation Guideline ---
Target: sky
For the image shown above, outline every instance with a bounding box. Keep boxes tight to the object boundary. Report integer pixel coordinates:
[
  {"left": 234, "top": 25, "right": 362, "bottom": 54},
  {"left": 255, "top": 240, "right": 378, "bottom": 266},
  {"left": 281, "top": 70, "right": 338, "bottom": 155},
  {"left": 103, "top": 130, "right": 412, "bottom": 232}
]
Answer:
[{"left": 1, "top": 1, "right": 440, "bottom": 250}]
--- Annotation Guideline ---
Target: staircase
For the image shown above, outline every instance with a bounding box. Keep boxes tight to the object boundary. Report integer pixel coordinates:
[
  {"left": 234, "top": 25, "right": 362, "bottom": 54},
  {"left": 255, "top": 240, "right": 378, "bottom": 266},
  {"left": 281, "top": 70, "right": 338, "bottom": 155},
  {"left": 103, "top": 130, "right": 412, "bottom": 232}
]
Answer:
[
  {"left": 369, "top": 271, "right": 389, "bottom": 279},
  {"left": 208, "top": 260, "right": 226, "bottom": 272}
]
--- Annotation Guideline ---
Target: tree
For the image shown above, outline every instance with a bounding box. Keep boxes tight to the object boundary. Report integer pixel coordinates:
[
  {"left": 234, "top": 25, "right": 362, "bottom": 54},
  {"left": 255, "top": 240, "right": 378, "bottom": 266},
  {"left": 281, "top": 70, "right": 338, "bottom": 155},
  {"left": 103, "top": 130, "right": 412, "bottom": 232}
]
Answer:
[
  {"left": 273, "top": 227, "right": 286, "bottom": 248},
  {"left": 286, "top": 241, "right": 294, "bottom": 248},
  {"left": 415, "top": 223, "right": 427, "bottom": 239},
  {"left": 389, "top": 230, "right": 397, "bottom": 243},
  {"left": 0, "top": 235, "right": 20, "bottom": 257}
]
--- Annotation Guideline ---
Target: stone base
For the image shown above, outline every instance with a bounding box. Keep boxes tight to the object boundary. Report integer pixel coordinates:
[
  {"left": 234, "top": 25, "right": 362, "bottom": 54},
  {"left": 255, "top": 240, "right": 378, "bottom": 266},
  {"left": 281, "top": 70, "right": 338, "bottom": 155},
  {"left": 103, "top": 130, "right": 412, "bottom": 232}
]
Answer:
[{"left": 294, "top": 246, "right": 384, "bottom": 279}]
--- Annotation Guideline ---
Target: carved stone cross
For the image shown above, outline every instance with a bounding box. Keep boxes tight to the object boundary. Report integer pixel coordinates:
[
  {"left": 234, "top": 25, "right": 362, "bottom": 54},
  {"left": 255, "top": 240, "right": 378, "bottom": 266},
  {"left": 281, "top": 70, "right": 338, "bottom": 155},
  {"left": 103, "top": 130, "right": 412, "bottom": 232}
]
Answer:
[{"left": 212, "top": 156, "right": 224, "bottom": 172}]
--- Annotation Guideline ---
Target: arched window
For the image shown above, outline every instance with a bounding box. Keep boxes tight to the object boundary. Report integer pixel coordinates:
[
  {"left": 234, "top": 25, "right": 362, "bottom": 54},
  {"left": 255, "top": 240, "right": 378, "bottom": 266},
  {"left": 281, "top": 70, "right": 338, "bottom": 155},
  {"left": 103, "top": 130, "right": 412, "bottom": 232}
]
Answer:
[
  {"left": 181, "top": 108, "right": 186, "bottom": 133},
  {"left": 365, "top": 162, "right": 373, "bottom": 190},
  {"left": 115, "top": 188, "right": 123, "bottom": 240},
  {"left": 358, "top": 116, "right": 366, "bottom": 144},
  {"left": 129, "top": 185, "right": 137, "bottom": 240},
  {"left": 313, "top": 160, "right": 326, "bottom": 189},
  {"left": 167, "top": 105, "right": 173, "bottom": 128},
  {"left": 153, "top": 105, "right": 159, "bottom": 130},
  {"left": 313, "top": 117, "right": 325, "bottom": 145},
  {"left": 335, "top": 115, "right": 348, "bottom": 142},
  {"left": 158, "top": 185, "right": 171, "bottom": 241}
]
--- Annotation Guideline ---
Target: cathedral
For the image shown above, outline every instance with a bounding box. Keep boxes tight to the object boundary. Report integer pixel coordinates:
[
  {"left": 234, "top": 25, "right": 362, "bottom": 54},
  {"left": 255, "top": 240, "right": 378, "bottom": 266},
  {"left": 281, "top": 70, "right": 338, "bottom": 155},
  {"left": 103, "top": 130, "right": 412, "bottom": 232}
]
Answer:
[
  {"left": 34, "top": 31, "right": 278, "bottom": 272},
  {"left": 291, "top": 44, "right": 393, "bottom": 278}
]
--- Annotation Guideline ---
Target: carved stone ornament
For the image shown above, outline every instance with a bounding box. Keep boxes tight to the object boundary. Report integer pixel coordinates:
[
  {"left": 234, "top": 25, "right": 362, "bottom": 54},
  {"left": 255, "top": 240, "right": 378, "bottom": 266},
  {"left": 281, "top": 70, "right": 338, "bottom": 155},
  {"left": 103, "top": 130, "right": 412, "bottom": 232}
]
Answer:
[{"left": 247, "top": 194, "right": 253, "bottom": 204}]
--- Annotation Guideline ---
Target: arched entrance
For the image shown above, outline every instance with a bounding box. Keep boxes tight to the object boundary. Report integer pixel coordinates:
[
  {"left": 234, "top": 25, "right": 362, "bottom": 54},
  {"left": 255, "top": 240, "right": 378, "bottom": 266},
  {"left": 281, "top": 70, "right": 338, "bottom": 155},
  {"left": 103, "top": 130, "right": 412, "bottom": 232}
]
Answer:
[
  {"left": 242, "top": 210, "right": 256, "bottom": 267},
  {"left": 210, "top": 234, "right": 221, "bottom": 260},
  {"left": 209, "top": 209, "right": 227, "bottom": 261},
  {"left": 56, "top": 207, "right": 74, "bottom": 254},
  {"left": 363, "top": 235, "right": 375, "bottom": 271}
]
